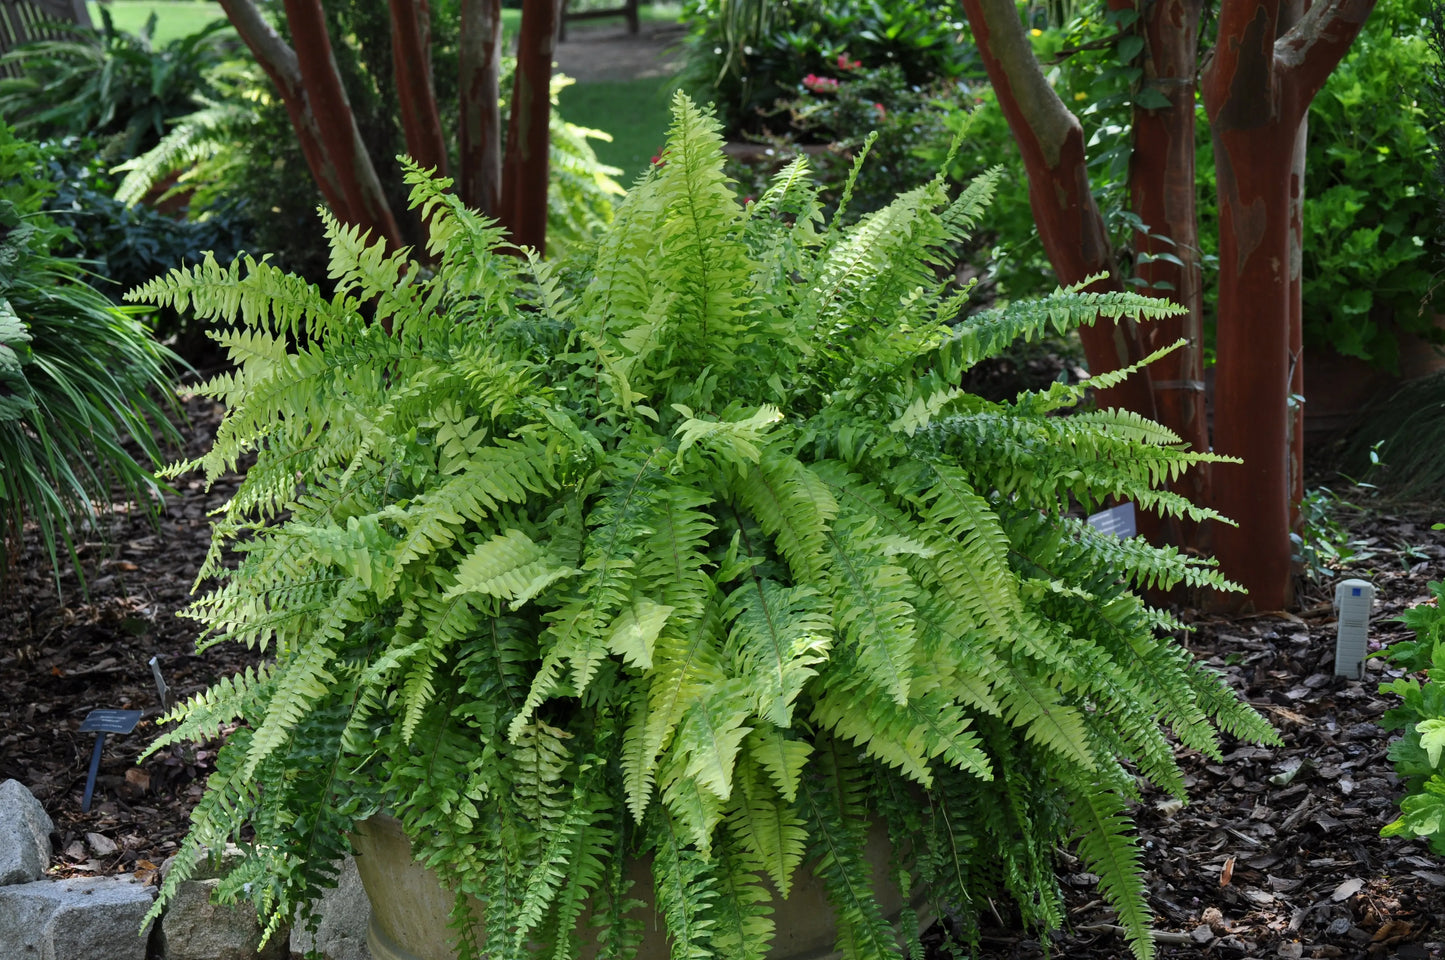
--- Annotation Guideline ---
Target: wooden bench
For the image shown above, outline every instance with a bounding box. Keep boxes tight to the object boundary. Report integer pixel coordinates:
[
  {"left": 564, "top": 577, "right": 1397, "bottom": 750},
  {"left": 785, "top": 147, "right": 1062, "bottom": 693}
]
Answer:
[
  {"left": 0, "top": 0, "right": 91, "bottom": 75},
  {"left": 559, "top": 0, "right": 638, "bottom": 42}
]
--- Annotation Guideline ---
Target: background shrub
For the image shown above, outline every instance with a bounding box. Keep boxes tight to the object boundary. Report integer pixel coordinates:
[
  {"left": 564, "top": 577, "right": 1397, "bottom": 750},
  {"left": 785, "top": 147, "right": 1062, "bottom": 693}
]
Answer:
[
  {"left": 0, "top": 9, "right": 234, "bottom": 159},
  {"left": 0, "top": 125, "right": 180, "bottom": 586}
]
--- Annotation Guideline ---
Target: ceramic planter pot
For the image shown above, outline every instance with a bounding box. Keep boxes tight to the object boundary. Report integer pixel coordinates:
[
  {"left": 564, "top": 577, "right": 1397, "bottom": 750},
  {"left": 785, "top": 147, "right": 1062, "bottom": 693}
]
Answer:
[{"left": 351, "top": 814, "right": 929, "bottom": 960}]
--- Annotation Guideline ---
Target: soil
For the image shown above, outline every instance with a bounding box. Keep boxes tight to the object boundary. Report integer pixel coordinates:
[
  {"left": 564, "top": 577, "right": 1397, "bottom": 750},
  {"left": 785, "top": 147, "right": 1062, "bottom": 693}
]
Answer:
[{"left": 4, "top": 24, "right": 1445, "bottom": 960}]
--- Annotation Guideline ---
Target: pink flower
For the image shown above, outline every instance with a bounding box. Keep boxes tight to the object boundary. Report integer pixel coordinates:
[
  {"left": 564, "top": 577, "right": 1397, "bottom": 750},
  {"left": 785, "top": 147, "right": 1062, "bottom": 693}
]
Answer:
[
  {"left": 802, "top": 74, "right": 840, "bottom": 94},
  {"left": 873, "top": 102, "right": 886, "bottom": 120},
  {"left": 837, "top": 52, "right": 862, "bottom": 71}
]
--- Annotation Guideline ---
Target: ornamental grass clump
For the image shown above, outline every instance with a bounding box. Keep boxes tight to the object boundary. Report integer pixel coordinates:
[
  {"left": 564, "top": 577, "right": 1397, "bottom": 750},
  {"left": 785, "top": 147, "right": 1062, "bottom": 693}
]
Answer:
[{"left": 135, "top": 93, "right": 1276, "bottom": 960}]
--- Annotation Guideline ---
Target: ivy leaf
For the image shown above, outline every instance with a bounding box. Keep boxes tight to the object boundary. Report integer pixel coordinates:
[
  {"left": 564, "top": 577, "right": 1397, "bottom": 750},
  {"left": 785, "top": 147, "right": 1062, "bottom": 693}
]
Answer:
[
  {"left": 1419, "top": 718, "right": 1445, "bottom": 768},
  {"left": 1134, "top": 87, "right": 1172, "bottom": 111}
]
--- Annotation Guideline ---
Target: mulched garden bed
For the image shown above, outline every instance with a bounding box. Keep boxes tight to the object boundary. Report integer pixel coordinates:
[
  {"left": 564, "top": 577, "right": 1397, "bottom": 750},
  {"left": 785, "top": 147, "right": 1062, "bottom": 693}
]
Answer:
[{"left": 1, "top": 389, "right": 1442, "bottom": 960}]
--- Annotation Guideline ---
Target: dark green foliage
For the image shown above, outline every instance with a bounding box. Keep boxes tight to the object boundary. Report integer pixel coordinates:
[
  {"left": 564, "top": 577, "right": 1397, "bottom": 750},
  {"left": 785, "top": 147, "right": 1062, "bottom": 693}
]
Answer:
[
  {"left": 0, "top": 9, "right": 235, "bottom": 159},
  {"left": 35, "top": 137, "right": 251, "bottom": 358},
  {"left": 1299, "top": 0, "right": 1441, "bottom": 370},
  {"left": 677, "top": 0, "right": 980, "bottom": 136},
  {"left": 138, "top": 95, "right": 1274, "bottom": 960},
  {"left": 0, "top": 124, "right": 180, "bottom": 586},
  {"left": 1344, "top": 370, "right": 1445, "bottom": 502}
]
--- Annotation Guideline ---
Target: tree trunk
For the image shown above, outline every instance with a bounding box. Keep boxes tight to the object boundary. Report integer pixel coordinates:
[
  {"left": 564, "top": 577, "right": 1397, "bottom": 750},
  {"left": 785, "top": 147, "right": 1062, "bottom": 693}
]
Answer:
[
  {"left": 1128, "top": 0, "right": 1208, "bottom": 486},
  {"left": 957, "top": 0, "right": 1158, "bottom": 422},
  {"left": 1203, "top": 0, "right": 1376, "bottom": 610},
  {"left": 281, "top": 0, "right": 404, "bottom": 251},
  {"left": 501, "top": 0, "right": 563, "bottom": 253},
  {"left": 217, "top": 0, "right": 355, "bottom": 224},
  {"left": 459, "top": 0, "right": 504, "bottom": 217},
  {"left": 389, "top": 0, "right": 449, "bottom": 179}
]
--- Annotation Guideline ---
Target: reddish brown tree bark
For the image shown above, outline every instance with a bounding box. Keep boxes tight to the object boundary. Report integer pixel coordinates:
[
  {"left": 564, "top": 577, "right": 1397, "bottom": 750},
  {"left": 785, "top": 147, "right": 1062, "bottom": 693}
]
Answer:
[
  {"left": 219, "top": 0, "right": 559, "bottom": 255},
  {"left": 1202, "top": 0, "right": 1375, "bottom": 611},
  {"left": 959, "top": 0, "right": 1376, "bottom": 609},
  {"left": 388, "top": 0, "right": 449, "bottom": 179},
  {"left": 502, "top": 0, "right": 563, "bottom": 253},
  {"left": 1126, "top": 0, "right": 1208, "bottom": 506},
  {"left": 459, "top": 0, "right": 505, "bottom": 216},
  {"left": 281, "top": 0, "right": 403, "bottom": 251},
  {"left": 217, "top": 0, "right": 354, "bottom": 223},
  {"left": 958, "top": 0, "right": 1159, "bottom": 423}
]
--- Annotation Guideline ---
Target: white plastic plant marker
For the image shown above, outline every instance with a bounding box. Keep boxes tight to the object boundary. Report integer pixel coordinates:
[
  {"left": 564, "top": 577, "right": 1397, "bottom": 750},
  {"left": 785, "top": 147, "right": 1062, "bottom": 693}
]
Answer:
[
  {"left": 1333, "top": 578, "right": 1375, "bottom": 679},
  {"left": 1087, "top": 502, "right": 1137, "bottom": 538}
]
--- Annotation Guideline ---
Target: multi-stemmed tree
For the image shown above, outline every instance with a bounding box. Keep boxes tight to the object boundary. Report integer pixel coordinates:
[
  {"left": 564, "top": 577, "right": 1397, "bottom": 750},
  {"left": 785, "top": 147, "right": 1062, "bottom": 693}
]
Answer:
[
  {"left": 959, "top": 0, "right": 1376, "bottom": 610},
  {"left": 216, "top": 0, "right": 561, "bottom": 254}
]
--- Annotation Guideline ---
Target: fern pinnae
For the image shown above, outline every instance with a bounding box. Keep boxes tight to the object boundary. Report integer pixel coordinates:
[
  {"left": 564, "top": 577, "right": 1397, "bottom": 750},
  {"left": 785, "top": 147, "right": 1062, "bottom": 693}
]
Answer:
[
  {"left": 724, "top": 577, "right": 830, "bottom": 728},
  {"left": 709, "top": 836, "right": 777, "bottom": 960},
  {"left": 727, "top": 758, "right": 807, "bottom": 895},
  {"left": 1066, "top": 781, "right": 1155, "bottom": 960},
  {"left": 141, "top": 98, "right": 1281, "bottom": 960},
  {"left": 651, "top": 815, "right": 720, "bottom": 960},
  {"left": 730, "top": 452, "right": 838, "bottom": 584},
  {"left": 798, "top": 741, "right": 902, "bottom": 960}
]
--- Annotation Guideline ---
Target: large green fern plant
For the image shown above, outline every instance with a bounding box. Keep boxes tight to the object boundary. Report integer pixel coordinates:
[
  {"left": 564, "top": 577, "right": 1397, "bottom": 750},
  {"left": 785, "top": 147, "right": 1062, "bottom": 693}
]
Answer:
[{"left": 137, "top": 93, "right": 1275, "bottom": 960}]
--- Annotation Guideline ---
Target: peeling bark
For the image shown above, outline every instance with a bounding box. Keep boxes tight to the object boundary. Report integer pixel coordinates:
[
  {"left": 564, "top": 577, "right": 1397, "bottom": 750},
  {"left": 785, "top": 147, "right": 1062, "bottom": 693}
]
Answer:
[
  {"left": 217, "top": 0, "right": 353, "bottom": 222},
  {"left": 389, "top": 0, "right": 449, "bottom": 179},
  {"left": 1123, "top": 0, "right": 1209, "bottom": 545},
  {"left": 459, "top": 0, "right": 504, "bottom": 216},
  {"left": 958, "top": 0, "right": 1158, "bottom": 422},
  {"left": 282, "top": 0, "right": 403, "bottom": 251},
  {"left": 501, "top": 0, "right": 562, "bottom": 253},
  {"left": 1203, "top": 0, "right": 1377, "bottom": 611}
]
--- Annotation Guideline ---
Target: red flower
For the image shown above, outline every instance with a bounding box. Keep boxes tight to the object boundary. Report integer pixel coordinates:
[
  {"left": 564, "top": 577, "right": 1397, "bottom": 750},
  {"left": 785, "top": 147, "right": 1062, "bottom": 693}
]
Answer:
[
  {"left": 873, "top": 102, "right": 887, "bottom": 120},
  {"left": 650, "top": 147, "right": 667, "bottom": 167},
  {"left": 837, "top": 52, "right": 862, "bottom": 71},
  {"left": 802, "top": 73, "right": 840, "bottom": 94}
]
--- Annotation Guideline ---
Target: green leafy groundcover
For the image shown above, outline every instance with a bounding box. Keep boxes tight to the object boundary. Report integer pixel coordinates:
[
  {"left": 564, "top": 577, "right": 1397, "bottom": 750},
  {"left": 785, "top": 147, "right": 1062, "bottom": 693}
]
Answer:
[{"left": 138, "top": 94, "right": 1275, "bottom": 960}]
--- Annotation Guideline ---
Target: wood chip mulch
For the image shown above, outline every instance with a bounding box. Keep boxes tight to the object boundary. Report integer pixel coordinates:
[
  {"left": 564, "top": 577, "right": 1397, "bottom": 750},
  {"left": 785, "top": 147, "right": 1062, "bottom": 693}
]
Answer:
[{"left": 1, "top": 391, "right": 1443, "bottom": 960}]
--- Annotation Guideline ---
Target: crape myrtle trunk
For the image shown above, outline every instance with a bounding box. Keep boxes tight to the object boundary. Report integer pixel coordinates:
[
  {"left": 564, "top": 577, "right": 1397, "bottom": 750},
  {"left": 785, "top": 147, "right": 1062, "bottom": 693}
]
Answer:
[
  {"left": 957, "top": 0, "right": 1376, "bottom": 610},
  {"left": 219, "top": 0, "right": 559, "bottom": 255}
]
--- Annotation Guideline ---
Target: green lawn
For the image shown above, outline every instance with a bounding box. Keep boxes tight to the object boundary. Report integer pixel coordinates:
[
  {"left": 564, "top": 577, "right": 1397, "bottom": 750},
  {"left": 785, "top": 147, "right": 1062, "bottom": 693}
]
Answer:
[
  {"left": 561, "top": 76, "right": 678, "bottom": 186},
  {"left": 87, "top": 1, "right": 681, "bottom": 47},
  {"left": 87, "top": 1, "right": 232, "bottom": 45}
]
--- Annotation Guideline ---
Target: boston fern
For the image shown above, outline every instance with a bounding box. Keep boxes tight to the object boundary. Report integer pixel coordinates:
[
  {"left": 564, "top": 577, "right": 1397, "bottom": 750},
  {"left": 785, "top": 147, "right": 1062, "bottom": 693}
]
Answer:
[{"left": 136, "top": 93, "right": 1275, "bottom": 960}]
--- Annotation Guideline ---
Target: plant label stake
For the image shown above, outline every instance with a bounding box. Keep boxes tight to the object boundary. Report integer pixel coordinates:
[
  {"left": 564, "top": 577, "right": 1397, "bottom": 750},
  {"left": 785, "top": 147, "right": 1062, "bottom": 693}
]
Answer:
[
  {"left": 149, "top": 656, "right": 171, "bottom": 712},
  {"left": 77, "top": 709, "right": 142, "bottom": 813},
  {"left": 1333, "top": 578, "right": 1375, "bottom": 679},
  {"left": 1087, "top": 502, "right": 1137, "bottom": 538}
]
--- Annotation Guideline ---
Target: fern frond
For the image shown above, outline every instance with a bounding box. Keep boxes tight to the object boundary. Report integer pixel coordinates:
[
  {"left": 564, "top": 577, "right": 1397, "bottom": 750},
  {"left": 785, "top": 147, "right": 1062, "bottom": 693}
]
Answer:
[
  {"left": 723, "top": 578, "right": 830, "bottom": 727},
  {"left": 1067, "top": 781, "right": 1154, "bottom": 960}
]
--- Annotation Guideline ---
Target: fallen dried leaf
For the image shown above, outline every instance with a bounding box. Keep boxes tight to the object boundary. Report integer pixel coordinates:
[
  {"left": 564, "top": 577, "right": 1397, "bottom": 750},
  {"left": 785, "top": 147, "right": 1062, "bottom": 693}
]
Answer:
[
  {"left": 1277, "top": 942, "right": 1304, "bottom": 959},
  {"left": 1155, "top": 798, "right": 1185, "bottom": 817},
  {"left": 1220, "top": 855, "right": 1236, "bottom": 887},
  {"left": 1372, "top": 919, "right": 1414, "bottom": 943}
]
